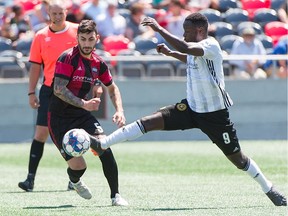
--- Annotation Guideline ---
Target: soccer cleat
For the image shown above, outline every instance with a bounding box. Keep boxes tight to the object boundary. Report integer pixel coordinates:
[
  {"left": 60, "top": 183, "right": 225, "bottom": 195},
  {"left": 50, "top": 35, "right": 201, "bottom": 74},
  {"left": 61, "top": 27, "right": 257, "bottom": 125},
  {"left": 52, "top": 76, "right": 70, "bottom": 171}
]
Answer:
[
  {"left": 112, "top": 193, "right": 129, "bottom": 206},
  {"left": 18, "top": 174, "right": 34, "bottom": 192},
  {"left": 71, "top": 180, "right": 92, "bottom": 200},
  {"left": 266, "top": 186, "right": 287, "bottom": 206},
  {"left": 67, "top": 181, "right": 75, "bottom": 191},
  {"left": 89, "top": 135, "right": 104, "bottom": 156}
]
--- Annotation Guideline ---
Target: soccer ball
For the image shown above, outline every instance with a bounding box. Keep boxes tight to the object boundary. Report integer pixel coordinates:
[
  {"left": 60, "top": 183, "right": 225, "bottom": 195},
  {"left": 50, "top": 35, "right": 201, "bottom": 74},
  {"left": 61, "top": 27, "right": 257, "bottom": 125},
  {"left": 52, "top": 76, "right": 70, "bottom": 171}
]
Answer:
[{"left": 62, "top": 129, "right": 91, "bottom": 157}]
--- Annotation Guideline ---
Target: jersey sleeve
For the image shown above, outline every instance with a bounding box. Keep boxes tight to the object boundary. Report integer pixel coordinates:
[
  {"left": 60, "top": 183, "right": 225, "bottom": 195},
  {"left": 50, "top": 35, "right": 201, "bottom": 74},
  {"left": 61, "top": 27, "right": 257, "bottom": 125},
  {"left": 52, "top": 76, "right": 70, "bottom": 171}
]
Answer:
[
  {"left": 29, "top": 33, "right": 43, "bottom": 64},
  {"left": 54, "top": 52, "right": 74, "bottom": 80},
  {"left": 98, "top": 61, "right": 113, "bottom": 86},
  {"left": 201, "top": 38, "right": 221, "bottom": 58}
]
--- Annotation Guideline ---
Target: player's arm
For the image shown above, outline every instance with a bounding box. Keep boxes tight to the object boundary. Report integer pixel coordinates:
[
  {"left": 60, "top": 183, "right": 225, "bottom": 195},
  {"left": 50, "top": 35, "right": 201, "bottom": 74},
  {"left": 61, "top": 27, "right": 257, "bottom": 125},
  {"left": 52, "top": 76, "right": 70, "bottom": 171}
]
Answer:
[
  {"left": 141, "top": 17, "right": 204, "bottom": 57},
  {"left": 28, "top": 62, "right": 42, "bottom": 109},
  {"left": 156, "top": 43, "right": 187, "bottom": 63},
  {"left": 106, "top": 82, "right": 126, "bottom": 127},
  {"left": 92, "top": 79, "right": 103, "bottom": 98},
  {"left": 53, "top": 77, "right": 100, "bottom": 111}
]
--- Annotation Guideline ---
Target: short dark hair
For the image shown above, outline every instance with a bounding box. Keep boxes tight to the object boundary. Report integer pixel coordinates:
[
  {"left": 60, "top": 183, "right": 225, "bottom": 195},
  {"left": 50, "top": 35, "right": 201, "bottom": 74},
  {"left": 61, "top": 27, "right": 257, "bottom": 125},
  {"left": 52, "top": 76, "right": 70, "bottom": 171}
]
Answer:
[
  {"left": 78, "top": 19, "right": 98, "bottom": 35},
  {"left": 185, "top": 13, "right": 208, "bottom": 30}
]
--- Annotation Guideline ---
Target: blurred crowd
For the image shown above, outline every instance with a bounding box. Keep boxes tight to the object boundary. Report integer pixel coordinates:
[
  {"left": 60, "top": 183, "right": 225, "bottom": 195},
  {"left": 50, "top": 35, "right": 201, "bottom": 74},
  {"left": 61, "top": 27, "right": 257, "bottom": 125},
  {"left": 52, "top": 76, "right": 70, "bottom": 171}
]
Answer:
[{"left": 0, "top": 0, "right": 287, "bottom": 78}]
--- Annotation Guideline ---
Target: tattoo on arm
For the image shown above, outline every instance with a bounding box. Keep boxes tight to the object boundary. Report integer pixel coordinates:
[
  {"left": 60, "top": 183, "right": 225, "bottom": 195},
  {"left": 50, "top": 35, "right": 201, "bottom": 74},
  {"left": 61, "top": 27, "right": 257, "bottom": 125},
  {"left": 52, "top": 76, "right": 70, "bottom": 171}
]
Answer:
[
  {"left": 54, "top": 77, "right": 84, "bottom": 108},
  {"left": 109, "top": 93, "right": 115, "bottom": 100}
]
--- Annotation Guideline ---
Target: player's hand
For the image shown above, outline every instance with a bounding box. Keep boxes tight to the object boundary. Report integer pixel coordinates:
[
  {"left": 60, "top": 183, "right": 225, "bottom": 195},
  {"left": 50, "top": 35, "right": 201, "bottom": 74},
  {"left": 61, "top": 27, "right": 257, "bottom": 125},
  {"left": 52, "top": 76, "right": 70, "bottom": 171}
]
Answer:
[
  {"left": 82, "top": 98, "right": 101, "bottom": 111},
  {"left": 29, "top": 94, "right": 40, "bottom": 109},
  {"left": 112, "top": 110, "right": 126, "bottom": 128},
  {"left": 157, "top": 43, "right": 171, "bottom": 56},
  {"left": 141, "top": 17, "right": 162, "bottom": 32}
]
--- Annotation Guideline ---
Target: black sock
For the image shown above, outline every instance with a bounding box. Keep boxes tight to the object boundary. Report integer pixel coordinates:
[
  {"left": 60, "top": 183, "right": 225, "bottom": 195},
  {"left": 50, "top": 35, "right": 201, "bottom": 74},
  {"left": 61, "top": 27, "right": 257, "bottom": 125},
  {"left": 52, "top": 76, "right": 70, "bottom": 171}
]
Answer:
[
  {"left": 67, "top": 167, "right": 86, "bottom": 183},
  {"left": 99, "top": 148, "right": 119, "bottom": 198},
  {"left": 28, "top": 139, "right": 44, "bottom": 175}
]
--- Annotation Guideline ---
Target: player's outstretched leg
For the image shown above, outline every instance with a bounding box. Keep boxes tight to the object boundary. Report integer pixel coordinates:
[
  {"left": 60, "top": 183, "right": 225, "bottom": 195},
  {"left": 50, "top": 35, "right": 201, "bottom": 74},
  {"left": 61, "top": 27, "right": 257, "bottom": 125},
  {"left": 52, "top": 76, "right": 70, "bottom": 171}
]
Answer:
[
  {"left": 89, "top": 135, "right": 105, "bottom": 156},
  {"left": 266, "top": 186, "right": 287, "bottom": 206},
  {"left": 96, "top": 120, "right": 145, "bottom": 150},
  {"left": 243, "top": 158, "right": 287, "bottom": 206}
]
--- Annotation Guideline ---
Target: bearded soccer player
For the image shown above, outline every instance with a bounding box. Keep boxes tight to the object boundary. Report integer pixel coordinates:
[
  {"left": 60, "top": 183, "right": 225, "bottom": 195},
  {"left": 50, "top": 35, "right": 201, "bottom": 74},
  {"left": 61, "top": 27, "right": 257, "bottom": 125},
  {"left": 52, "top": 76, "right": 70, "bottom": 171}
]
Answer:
[{"left": 47, "top": 19, "right": 128, "bottom": 206}]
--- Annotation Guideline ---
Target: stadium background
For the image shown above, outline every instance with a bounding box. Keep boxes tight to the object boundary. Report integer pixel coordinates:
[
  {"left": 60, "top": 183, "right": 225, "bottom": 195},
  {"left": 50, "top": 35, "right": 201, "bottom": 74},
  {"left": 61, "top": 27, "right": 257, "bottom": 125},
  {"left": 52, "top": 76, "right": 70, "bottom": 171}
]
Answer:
[
  {"left": 0, "top": 0, "right": 287, "bottom": 143},
  {"left": 0, "top": 78, "right": 286, "bottom": 142}
]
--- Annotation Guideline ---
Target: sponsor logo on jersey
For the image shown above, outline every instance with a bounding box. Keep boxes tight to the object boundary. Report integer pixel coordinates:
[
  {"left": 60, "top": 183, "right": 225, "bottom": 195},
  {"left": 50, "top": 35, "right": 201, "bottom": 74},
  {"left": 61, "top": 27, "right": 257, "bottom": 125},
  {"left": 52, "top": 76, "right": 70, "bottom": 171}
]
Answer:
[
  {"left": 176, "top": 103, "right": 187, "bottom": 111},
  {"left": 77, "top": 66, "right": 82, "bottom": 71},
  {"left": 73, "top": 75, "right": 94, "bottom": 83}
]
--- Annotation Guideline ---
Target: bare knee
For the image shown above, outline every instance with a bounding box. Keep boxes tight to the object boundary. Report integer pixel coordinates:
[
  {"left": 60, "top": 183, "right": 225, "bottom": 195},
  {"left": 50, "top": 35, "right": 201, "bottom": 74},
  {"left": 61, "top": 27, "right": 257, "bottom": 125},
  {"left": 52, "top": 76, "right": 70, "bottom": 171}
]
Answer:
[
  {"left": 67, "top": 157, "right": 87, "bottom": 170},
  {"left": 34, "top": 126, "right": 49, "bottom": 142}
]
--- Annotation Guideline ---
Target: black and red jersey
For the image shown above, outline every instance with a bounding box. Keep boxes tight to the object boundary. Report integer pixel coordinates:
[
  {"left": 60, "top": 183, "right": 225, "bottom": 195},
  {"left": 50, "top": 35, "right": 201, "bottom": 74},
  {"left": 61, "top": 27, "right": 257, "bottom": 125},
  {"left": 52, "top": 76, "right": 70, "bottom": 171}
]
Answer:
[{"left": 49, "top": 45, "right": 113, "bottom": 117}]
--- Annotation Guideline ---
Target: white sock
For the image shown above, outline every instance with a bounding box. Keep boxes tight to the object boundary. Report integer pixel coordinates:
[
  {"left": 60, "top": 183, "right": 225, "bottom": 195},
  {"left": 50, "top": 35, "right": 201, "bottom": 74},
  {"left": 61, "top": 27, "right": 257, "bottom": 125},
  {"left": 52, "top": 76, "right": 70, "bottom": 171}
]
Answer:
[
  {"left": 101, "top": 120, "right": 145, "bottom": 149},
  {"left": 244, "top": 158, "right": 273, "bottom": 193}
]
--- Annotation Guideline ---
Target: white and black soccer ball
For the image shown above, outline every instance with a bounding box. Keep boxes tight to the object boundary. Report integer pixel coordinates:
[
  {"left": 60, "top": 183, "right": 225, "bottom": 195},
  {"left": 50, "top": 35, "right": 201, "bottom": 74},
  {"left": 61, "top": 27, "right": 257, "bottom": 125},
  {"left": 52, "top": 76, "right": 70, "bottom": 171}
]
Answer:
[{"left": 62, "top": 129, "right": 91, "bottom": 157}]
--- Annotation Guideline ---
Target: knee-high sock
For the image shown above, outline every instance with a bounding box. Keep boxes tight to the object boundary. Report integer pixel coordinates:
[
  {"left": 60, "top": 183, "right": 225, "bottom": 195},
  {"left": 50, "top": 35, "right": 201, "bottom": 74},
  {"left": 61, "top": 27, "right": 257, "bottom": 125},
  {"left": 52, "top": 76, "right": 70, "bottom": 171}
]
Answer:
[
  {"left": 67, "top": 167, "right": 86, "bottom": 183},
  {"left": 28, "top": 139, "right": 44, "bottom": 175},
  {"left": 99, "top": 148, "right": 119, "bottom": 198},
  {"left": 101, "top": 120, "right": 145, "bottom": 149},
  {"left": 243, "top": 158, "right": 272, "bottom": 193}
]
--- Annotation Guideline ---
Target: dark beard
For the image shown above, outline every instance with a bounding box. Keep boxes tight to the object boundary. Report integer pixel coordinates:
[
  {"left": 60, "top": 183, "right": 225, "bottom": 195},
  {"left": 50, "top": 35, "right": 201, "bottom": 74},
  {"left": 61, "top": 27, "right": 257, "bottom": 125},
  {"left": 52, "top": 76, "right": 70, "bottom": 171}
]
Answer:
[{"left": 79, "top": 47, "right": 93, "bottom": 56}]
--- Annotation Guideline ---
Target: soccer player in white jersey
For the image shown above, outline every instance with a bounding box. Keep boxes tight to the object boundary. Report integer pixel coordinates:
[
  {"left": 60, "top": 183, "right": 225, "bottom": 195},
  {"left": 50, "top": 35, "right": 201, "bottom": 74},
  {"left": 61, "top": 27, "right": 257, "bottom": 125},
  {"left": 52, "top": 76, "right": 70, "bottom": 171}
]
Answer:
[{"left": 89, "top": 13, "right": 287, "bottom": 206}]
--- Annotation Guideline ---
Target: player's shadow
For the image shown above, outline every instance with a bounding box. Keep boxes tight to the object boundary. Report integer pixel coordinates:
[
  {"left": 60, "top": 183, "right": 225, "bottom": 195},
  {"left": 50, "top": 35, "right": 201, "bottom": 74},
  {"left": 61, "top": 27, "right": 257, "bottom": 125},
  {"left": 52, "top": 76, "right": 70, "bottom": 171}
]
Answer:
[
  {"left": 146, "top": 205, "right": 265, "bottom": 211},
  {"left": 23, "top": 205, "right": 75, "bottom": 210},
  {"left": 8, "top": 189, "right": 71, "bottom": 193}
]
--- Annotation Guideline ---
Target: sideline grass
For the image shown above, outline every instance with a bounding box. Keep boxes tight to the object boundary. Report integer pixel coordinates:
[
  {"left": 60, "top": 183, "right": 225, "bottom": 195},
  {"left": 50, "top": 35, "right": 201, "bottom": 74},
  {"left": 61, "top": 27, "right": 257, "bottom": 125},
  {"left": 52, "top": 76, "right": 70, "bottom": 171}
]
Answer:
[{"left": 0, "top": 140, "right": 287, "bottom": 216}]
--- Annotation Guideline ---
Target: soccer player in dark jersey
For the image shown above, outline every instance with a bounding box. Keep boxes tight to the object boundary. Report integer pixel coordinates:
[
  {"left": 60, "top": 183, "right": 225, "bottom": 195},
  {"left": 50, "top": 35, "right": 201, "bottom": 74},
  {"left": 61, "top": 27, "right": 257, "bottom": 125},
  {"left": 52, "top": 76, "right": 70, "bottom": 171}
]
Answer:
[
  {"left": 47, "top": 19, "right": 128, "bottom": 206},
  {"left": 90, "top": 13, "right": 287, "bottom": 206}
]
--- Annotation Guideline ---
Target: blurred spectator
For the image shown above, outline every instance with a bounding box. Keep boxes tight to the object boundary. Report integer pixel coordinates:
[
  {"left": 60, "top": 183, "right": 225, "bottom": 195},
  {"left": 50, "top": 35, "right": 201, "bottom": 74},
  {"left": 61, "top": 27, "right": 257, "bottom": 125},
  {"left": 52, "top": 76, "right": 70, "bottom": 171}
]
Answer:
[
  {"left": 80, "top": 0, "right": 107, "bottom": 23},
  {"left": 66, "top": 2, "right": 92, "bottom": 23},
  {"left": 97, "top": 0, "right": 127, "bottom": 39},
  {"left": 229, "top": 27, "right": 267, "bottom": 79},
  {"left": 14, "top": 0, "right": 40, "bottom": 13},
  {"left": 125, "top": 2, "right": 154, "bottom": 41},
  {"left": 152, "top": 0, "right": 170, "bottom": 9},
  {"left": 126, "top": 0, "right": 153, "bottom": 9},
  {"left": 28, "top": 0, "right": 50, "bottom": 32},
  {"left": 262, "top": 38, "right": 288, "bottom": 78},
  {"left": 5, "top": 5, "right": 32, "bottom": 41},
  {"left": 0, "top": 4, "right": 12, "bottom": 27},
  {"left": 163, "top": 0, "right": 190, "bottom": 39},
  {"left": 277, "top": 1, "right": 288, "bottom": 23},
  {"left": 186, "top": 0, "right": 219, "bottom": 12},
  {"left": 187, "top": 0, "right": 213, "bottom": 12},
  {"left": 0, "top": 22, "right": 14, "bottom": 40}
]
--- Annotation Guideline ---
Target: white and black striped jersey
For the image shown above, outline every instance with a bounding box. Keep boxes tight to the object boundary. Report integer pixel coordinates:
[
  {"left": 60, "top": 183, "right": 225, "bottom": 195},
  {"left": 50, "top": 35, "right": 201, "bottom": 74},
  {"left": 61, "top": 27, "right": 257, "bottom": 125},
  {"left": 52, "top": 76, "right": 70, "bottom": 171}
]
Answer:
[{"left": 186, "top": 37, "right": 233, "bottom": 113}]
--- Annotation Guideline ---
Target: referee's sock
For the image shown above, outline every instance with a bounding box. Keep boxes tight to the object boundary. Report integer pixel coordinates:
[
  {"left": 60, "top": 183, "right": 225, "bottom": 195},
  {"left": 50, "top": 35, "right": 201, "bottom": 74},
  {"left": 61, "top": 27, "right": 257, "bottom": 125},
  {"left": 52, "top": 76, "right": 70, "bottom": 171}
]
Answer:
[
  {"left": 101, "top": 120, "right": 145, "bottom": 149},
  {"left": 28, "top": 139, "right": 44, "bottom": 175}
]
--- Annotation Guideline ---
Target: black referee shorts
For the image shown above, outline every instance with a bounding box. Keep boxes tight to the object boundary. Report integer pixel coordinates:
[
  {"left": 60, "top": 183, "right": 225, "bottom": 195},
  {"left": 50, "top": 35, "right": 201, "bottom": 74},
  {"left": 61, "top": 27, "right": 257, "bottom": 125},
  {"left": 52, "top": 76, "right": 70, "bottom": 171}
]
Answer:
[
  {"left": 158, "top": 99, "right": 241, "bottom": 156},
  {"left": 36, "top": 85, "right": 53, "bottom": 126}
]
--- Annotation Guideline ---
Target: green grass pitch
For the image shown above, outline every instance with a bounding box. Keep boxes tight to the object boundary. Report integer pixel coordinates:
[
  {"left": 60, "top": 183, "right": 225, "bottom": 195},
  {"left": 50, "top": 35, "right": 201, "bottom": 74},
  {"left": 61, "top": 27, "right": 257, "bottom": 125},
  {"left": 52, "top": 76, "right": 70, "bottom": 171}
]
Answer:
[{"left": 0, "top": 140, "right": 287, "bottom": 216}]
